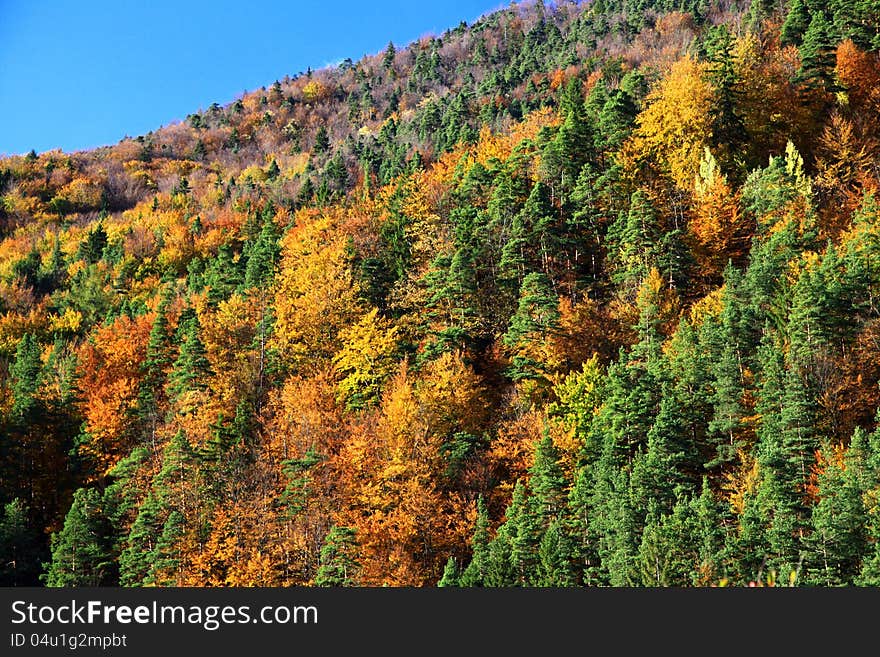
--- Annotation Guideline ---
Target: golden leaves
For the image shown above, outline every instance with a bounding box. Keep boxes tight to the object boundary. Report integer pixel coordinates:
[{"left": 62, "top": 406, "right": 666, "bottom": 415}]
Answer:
[{"left": 629, "top": 55, "right": 716, "bottom": 190}]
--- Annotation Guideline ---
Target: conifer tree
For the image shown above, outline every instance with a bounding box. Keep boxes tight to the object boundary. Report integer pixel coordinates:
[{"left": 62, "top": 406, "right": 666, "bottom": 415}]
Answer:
[
  {"left": 315, "top": 526, "right": 360, "bottom": 586},
  {"left": 166, "top": 308, "right": 213, "bottom": 404},
  {"left": 804, "top": 431, "right": 870, "bottom": 585},
  {"left": 438, "top": 557, "right": 461, "bottom": 587},
  {"left": 502, "top": 272, "right": 560, "bottom": 384},
  {"left": 797, "top": 11, "right": 839, "bottom": 91},
  {"left": 460, "top": 496, "right": 491, "bottom": 586},
  {"left": 136, "top": 290, "right": 174, "bottom": 440},
  {"left": 244, "top": 206, "right": 282, "bottom": 289},
  {"left": 10, "top": 333, "right": 43, "bottom": 424},
  {"left": 44, "top": 488, "right": 117, "bottom": 586},
  {"left": 0, "top": 499, "right": 42, "bottom": 586},
  {"left": 780, "top": 0, "right": 812, "bottom": 46}
]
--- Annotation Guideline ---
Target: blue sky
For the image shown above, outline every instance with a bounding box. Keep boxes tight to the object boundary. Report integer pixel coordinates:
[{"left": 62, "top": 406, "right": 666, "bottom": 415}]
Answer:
[{"left": 0, "top": 0, "right": 507, "bottom": 156}]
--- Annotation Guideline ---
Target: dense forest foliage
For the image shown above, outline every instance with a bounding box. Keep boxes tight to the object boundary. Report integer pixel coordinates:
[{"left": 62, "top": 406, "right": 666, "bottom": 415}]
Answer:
[{"left": 1, "top": 0, "right": 880, "bottom": 587}]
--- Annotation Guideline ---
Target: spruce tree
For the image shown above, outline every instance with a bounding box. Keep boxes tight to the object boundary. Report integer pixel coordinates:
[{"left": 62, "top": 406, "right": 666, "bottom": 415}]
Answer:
[
  {"left": 502, "top": 271, "right": 560, "bottom": 384},
  {"left": 243, "top": 209, "right": 281, "bottom": 289},
  {"left": 438, "top": 557, "right": 460, "bottom": 587}
]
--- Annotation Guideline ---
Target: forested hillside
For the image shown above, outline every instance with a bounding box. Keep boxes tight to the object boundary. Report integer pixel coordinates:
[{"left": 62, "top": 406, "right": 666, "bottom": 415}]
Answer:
[{"left": 1, "top": 0, "right": 880, "bottom": 587}]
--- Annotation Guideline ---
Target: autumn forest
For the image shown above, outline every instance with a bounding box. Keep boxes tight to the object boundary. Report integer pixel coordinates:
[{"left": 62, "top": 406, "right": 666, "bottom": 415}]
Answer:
[{"left": 1, "top": 0, "right": 880, "bottom": 587}]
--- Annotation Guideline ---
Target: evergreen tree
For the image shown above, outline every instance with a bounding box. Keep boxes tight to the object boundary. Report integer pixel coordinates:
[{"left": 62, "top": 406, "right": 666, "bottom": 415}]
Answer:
[
  {"left": 706, "top": 269, "right": 750, "bottom": 469},
  {"left": 0, "top": 498, "right": 42, "bottom": 586},
  {"left": 77, "top": 223, "right": 108, "bottom": 264},
  {"left": 136, "top": 290, "right": 174, "bottom": 439},
  {"left": 460, "top": 496, "right": 491, "bottom": 586},
  {"left": 590, "top": 443, "right": 639, "bottom": 586},
  {"left": 120, "top": 432, "right": 196, "bottom": 586},
  {"left": 438, "top": 557, "right": 460, "bottom": 586},
  {"left": 166, "top": 308, "right": 213, "bottom": 403},
  {"left": 10, "top": 333, "right": 43, "bottom": 424},
  {"left": 119, "top": 492, "right": 164, "bottom": 586},
  {"left": 313, "top": 126, "right": 330, "bottom": 154},
  {"left": 703, "top": 24, "right": 747, "bottom": 168},
  {"left": 856, "top": 422, "right": 880, "bottom": 584},
  {"left": 43, "top": 488, "right": 118, "bottom": 586},
  {"left": 541, "top": 76, "right": 594, "bottom": 195},
  {"left": 804, "top": 431, "right": 870, "bottom": 585},
  {"left": 780, "top": 0, "right": 812, "bottom": 46},
  {"left": 693, "top": 478, "right": 728, "bottom": 584},
  {"left": 244, "top": 208, "right": 282, "bottom": 289},
  {"left": 536, "top": 517, "right": 579, "bottom": 586},
  {"left": 596, "top": 88, "right": 638, "bottom": 154},
  {"left": 797, "top": 11, "right": 839, "bottom": 91},
  {"left": 606, "top": 190, "right": 660, "bottom": 290},
  {"left": 502, "top": 272, "right": 560, "bottom": 384},
  {"left": 315, "top": 526, "right": 360, "bottom": 586}
]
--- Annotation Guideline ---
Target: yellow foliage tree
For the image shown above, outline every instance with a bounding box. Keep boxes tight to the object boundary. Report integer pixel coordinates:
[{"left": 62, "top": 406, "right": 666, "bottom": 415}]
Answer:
[
  {"left": 629, "top": 55, "right": 716, "bottom": 190},
  {"left": 332, "top": 308, "right": 399, "bottom": 410},
  {"left": 271, "top": 209, "right": 362, "bottom": 372},
  {"left": 689, "top": 147, "right": 747, "bottom": 278}
]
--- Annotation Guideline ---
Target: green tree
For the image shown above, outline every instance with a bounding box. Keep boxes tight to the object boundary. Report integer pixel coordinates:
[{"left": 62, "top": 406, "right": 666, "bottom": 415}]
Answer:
[
  {"left": 43, "top": 488, "right": 118, "bottom": 586},
  {"left": 166, "top": 308, "right": 213, "bottom": 403},
  {"left": 780, "top": 0, "right": 812, "bottom": 46},
  {"left": 502, "top": 272, "right": 560, "bottom": 384},
  {"left": 797, "top": 11, "right": 839, "bottom": 91},
  {"left": 0, "top": 499, "right": 42, "bottom": 586},
  {"left": 314, "top": 526, "right": 360, "bottom": 586},
  {"left": 244, "top": 207, "right": 281, "bottom": 289},
  {"left": 459, "top": 496, "right": 491, "bottom": 586},
  {"left": 10, "top": 333, "right": 43, "bottom": 424},
  {"left": 804, "top": 431, "right": 871, "bottom": 585}
]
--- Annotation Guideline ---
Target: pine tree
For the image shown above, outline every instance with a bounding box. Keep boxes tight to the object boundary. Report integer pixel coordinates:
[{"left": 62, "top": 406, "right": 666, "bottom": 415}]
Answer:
[
  {"left": 166, "top": 308, "right": 213, "bottom": 403},
  {"left": 854, "top": 421, "right": 880, "bottom": 585},
  {"left": 693, "top": 478, "right": 727, "bottom": 584},
  {"left": 590, "top": 446, "right": 638, "bottom": 586},
  {"left": 315, "top": 526, "right": 360, "bottom": 586},
  {"left": 536, "top": 517, "right": 579, "bottom": 586},
  {"left": 136, "top": 290, "right": 174, "bottom": 441},
  {"left": 120, "top": 431, "right": 196, "bottom": 586},
  {"left": 596, "top": 88, "right": 638, "bottom": 154},
  {"left": 702, "top": 24, "right": 747, "bottom": 168},
  {"left": 567, "top": 468, "right": 601, "bottom": 585},
  {"left": 780, "top": 0, "right": 812, "bottom": 46},
  {"left": 606, "top": 190, "right": 660, "bottom": 290},
  {"left": 10, "top": 333, "right": 43, "bottom": 424},
  {"left": 706, "top": 269, "right": 750, "bottom": 470},
  {"left": 44, "top": 488, "right": 118, "bottom": 586},
  {"left": 119, "top": 492, "right": 164, "bottom": 586},
  {"left": 804, "top": 432, "right": 870, "bottom": 585},
  {"left": 502, "top": 272, "right": 560, "bottom": 384},
  {"left": 438, "top": 557, "right": 460, "bottom": 586},
  {"left": 204, "top": 244, "right": 244, "bottom": 305},
  {"left": 244, "top": 208, "right": 281, "bottom": 289},
  {"left": 460, "top": 496, "right": 491, "bottom": 586},
  {"left": 541, "top": 76, "right": 594, "bottom": 195},
  {"left": 797, "top": 11, "right": 839, "bottom": 91}
]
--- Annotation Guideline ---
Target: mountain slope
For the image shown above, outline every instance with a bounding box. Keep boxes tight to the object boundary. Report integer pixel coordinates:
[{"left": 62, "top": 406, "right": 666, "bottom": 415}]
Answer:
[{"left": 1, "top": 0, "right": 880, "bottom": 587}]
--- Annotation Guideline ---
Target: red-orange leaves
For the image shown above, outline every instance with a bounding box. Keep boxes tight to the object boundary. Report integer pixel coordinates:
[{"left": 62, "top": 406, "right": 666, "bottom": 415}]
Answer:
[{"left": 76, "top": 313, "right": 153, "bottom": 475}]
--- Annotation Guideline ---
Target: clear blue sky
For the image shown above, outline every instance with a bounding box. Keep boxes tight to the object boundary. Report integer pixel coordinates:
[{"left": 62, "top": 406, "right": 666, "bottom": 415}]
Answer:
[{"left": 0, "top": 0, "right": 507, "bottom": 156}]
